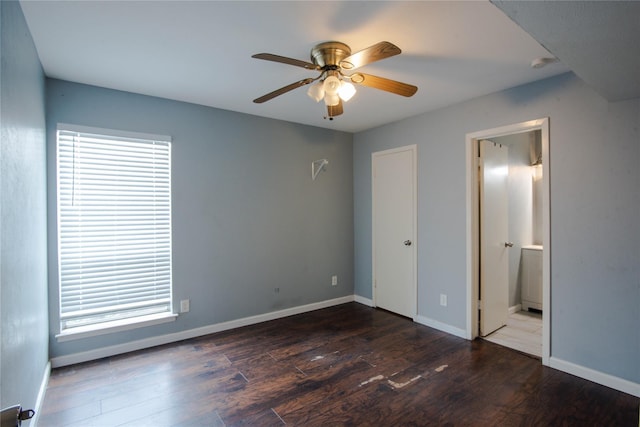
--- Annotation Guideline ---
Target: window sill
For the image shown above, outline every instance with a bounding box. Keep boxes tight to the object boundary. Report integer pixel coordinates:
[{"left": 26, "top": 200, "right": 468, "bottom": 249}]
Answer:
[{"left": 56, "top": 312, "right": 178, "bottom": 342}]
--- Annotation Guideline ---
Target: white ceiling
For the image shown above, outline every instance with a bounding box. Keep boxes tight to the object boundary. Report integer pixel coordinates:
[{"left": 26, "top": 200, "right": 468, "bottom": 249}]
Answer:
[{"left": 18, "top": 1, "right": 577, "bottom": 133}]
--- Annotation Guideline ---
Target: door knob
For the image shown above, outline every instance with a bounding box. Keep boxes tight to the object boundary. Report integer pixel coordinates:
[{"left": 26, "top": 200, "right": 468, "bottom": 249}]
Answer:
[
  {"left": 504, "top": 242, "right": 514, "bottom": 247},
  {"left": 404, "top": 240, "right": 412, "bottom": 246}
]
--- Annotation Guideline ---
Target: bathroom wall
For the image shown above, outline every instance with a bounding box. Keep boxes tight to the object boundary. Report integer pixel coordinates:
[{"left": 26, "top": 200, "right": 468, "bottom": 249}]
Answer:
[
  {"left": 491, "top": 131, "right": 538, "bottom": 308},
  {"left": 532, "top": 160, "right": 543, "bottom": 245}
]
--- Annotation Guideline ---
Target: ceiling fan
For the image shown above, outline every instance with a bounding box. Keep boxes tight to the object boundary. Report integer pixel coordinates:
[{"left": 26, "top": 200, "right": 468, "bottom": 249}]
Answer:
[{"left": 252, "top": 41, "right": 418, "bottom": 120}]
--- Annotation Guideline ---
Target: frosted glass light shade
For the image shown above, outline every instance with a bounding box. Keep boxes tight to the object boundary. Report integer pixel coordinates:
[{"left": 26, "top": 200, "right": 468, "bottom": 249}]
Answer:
[
  {"left": 324, "top": 93, "right": 340, "bottom": 106},
  {"left": 323, "top": 76, "right": 341, "bottom": 95},
  {"left": 307, "top": 81, "right": 324, "bottom": 102},
  {"left": 338, "top": 82, "right": 356, "bottom": 101}
]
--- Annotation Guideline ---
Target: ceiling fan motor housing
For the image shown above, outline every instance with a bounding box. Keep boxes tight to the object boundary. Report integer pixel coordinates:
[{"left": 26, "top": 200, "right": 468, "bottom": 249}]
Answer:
[{"left": 311, "top": 41, "right": 352, "bottom": 69}]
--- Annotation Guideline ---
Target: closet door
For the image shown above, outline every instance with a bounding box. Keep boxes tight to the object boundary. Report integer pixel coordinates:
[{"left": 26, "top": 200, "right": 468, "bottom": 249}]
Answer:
[{"left": 372, "top": 145, "right": 417, "bottom": 318}]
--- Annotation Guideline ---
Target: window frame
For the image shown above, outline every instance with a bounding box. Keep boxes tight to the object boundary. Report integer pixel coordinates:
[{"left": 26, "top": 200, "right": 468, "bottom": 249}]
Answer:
[{"left": 55, "top": 124, "right": 176, "bottom": 341}]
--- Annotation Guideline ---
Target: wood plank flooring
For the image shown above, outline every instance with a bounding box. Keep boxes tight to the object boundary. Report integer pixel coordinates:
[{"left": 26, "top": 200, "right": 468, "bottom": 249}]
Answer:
[{"left": 39, "top": 303, "right": 639, "bottom": 426}]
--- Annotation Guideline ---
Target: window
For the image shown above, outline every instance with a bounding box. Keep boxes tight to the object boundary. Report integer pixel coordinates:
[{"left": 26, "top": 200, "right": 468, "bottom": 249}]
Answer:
[{"left": 56, "top": 125, "right": 173, "bottom": 335}]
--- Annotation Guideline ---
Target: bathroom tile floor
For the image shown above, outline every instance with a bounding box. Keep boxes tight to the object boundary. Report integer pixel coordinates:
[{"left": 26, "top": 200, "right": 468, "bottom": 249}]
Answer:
[{"left": 484, "top": 310, "right": 542, "bottom": 358}]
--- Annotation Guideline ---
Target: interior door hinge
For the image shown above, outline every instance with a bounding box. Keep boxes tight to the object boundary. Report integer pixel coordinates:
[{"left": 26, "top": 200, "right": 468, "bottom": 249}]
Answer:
[{"left": 478, "top": 300, "right": 482, "bottom": 310}]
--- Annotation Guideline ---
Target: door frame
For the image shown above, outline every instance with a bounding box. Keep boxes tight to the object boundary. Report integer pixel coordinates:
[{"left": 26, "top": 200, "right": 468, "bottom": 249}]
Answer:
[
  {"left": 466, "top": 118, "right": 551, "bottom": 365},
  {"left": 372, "top": 144, "right": 418, "bottom": 319}
]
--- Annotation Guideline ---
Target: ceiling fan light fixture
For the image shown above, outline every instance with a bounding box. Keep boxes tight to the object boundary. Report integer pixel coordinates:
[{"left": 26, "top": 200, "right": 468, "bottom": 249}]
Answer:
[
  {"left": 338, "top": 81, "right": 356, "bottom": 101},
  {"left": 307, "top": 81, "right": 325, "bottom": 102},
  {"left": 324, "top": 93, "right": 340, "bottom": 107},
  {"left": 323, "top": 75, "right": 341, "bottom": 95}
]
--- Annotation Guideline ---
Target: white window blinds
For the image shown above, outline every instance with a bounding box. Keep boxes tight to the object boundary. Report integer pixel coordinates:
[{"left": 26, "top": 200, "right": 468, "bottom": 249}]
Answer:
[{"left": 57, "top": 126, "right": 172, "bottom": 331}]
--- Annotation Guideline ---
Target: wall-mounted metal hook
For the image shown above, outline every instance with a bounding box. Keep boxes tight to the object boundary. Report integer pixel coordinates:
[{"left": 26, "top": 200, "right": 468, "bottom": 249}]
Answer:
[{"left": 312, "top": 159, "right": 329, "bottom": 181}]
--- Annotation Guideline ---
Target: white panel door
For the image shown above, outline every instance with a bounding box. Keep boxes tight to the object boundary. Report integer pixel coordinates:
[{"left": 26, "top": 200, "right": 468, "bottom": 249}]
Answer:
[
  {"left": 479, "top": 140, "right": 509, "bottom": 336},
  {"left": 372, "top": 145, "right": 416, "bottom": 318}
]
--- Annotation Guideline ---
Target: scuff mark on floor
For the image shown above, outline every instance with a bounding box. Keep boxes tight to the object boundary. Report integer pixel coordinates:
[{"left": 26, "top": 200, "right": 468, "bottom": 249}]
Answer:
[
  {"left": 295, "top": 366, "right": 307, "bottom": 376},
  {"left": 359, "top": 374, "right": 385, "bottom": 387},
  {"left": 271, "top": 408, "right": 286, "bottom": 425},
  {"left": 310, "top": 351, "right": 339, "bottom": 362},
  {"left": 434, "top": 364, "right": 448, "bottom": 372},
  {"left": 358, "top": 355, "right": 377, "bottom": 367},
  {"left": 388, "top": 375, "right": 421, "bottom": 389}
]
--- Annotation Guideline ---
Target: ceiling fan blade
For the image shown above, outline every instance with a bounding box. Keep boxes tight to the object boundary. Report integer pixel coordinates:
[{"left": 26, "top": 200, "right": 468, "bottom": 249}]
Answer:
[
  {"left": 252, "top": 53, "right": 319, "bottom": 70},
  {"left": 327, "top": 100, "right": 343, "bottom": 118},
  {"left": 253, "top": 78, "right": 315, "bottom": 104},
  {"left": 351, "top": 73, "right": 418, "bottom": 97},
  {"left": 339, "top": 41, "right": 401, "bottom": 70}
]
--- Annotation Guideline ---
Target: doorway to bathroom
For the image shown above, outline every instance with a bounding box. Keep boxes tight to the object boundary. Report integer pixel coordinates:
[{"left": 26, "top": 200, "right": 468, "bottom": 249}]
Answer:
[{"left": 466, "top": 118, "right": 550, "bottom": 365}]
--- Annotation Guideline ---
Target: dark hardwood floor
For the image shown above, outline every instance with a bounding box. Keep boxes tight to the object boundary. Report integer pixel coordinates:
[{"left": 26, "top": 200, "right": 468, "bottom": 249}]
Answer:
[{"left": 39, "top": 303, "right": 639, "bottom": 426}]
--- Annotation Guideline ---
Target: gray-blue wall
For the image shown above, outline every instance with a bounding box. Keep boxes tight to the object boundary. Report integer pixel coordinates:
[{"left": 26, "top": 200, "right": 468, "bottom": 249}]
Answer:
[
  {"left": 354, "top": 72, "right": 639, "bottom": 384},
  {"left": 46, "top": 79, "right": 354, "bottom": 359},
  {"left": 0, "top": 0, "right": 49, "bottom": 414}
]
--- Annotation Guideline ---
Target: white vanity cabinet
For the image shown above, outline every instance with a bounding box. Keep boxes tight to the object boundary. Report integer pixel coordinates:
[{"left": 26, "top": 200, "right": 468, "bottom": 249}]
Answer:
[{"left": 521, "top": 245, "right": 543, "bottom": 311}]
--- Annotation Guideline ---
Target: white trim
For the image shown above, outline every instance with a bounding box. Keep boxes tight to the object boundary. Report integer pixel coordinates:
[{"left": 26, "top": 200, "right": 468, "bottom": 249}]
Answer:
[
  {"left": 465, "top": 126, "right": 477, "bottom": 342},
  {"left": 371, "top": 144, "right": 418, "bottom": 318},
  {"left": 414, "top": 315, "right": 468, "bottom": 340},
  {"left": 354, "top": 295, "right": 374, "bottom": 307},
  {"left": 540, "top": 118, "right": 551, "bottom": 366},
  {"left": 50, "top": 295, "right": 354, "bottom": 368},
  {"left": 466, "top": 118, "right": 551, "bottom": 365},
  {"left": 56, "top": 312, "right": 178, "bottom": 342},
  {"left": 509, "top": 304, "right": 522, "bottom": 315},
  {"left": 57, "top": 122, "right": 171, "bottom": 142},
  {"left": 31, "top": 361, "right": 50, "bottom": 427},
  {"left": 549, "top": 357, "right": 640, "bottom": 398}
]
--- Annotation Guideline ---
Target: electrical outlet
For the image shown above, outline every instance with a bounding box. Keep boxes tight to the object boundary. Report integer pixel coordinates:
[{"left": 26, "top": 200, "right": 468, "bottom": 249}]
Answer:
[
  {"left": 274, "top": 287, "right": 280, "bottom": 293},
  {"left": 180, "top": 299, "right": 190, "bottom": 313},
  {"left": 331, "top": 275, "right": 338, "bottom": 286},
  {"left": 440, "top": 294, "right": 447, "bottom": 307}
]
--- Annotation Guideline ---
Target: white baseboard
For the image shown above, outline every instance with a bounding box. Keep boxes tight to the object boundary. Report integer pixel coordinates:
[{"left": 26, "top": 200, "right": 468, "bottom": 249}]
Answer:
[
  {"left": 509, "top": 304, "right": 522, "bottom": 315},
  {"left": 354, "top": 295, "right": 374, "bottom": 307},
  {"left": 414, "top": 315, "right": 469, "bottom": 339},
  {"left": 51, "top": 295, "right": 355, "bottom": 368},
  {"left": 549, "top": 356, "right": 640, "bottom": 398},
  {"left": 31, "top": 361, "right": 50, "bottom": 427},
  {"left": 355, "top": 299, "right": 469, "bottom": 340}
]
